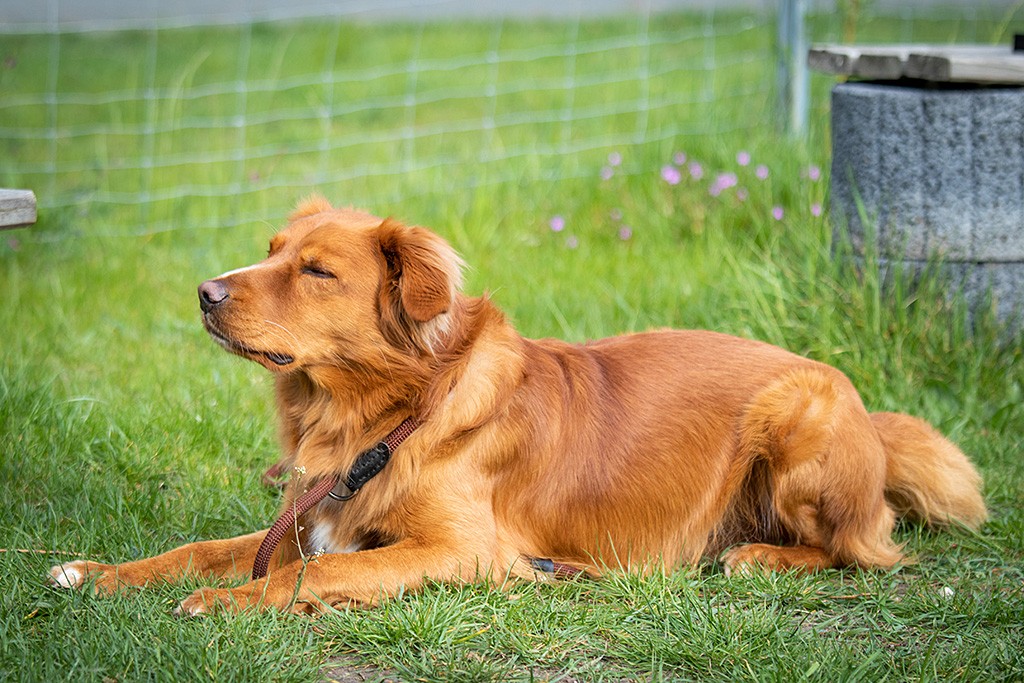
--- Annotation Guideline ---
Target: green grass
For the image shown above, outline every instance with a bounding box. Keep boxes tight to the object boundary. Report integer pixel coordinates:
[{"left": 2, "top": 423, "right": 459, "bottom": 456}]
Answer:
[{"left": 2, "top": 9, "right": 1023, "bottom": 682}]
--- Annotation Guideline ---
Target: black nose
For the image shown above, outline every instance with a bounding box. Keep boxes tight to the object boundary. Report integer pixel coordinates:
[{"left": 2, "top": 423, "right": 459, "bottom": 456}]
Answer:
[{"left": 198, "top": 279, "right": 229, "bottom": 313}]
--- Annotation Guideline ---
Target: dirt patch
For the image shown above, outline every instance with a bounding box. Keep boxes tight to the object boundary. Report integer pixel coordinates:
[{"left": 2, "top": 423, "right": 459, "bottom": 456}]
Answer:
[{"left": 323, "top": 657, "right": 401, "bottom": 683}]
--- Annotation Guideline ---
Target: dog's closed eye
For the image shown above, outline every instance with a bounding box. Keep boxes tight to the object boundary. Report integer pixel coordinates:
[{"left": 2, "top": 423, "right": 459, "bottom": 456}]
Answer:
[{"left": 301, "top": 264, "right": 335, "bottom": 279}]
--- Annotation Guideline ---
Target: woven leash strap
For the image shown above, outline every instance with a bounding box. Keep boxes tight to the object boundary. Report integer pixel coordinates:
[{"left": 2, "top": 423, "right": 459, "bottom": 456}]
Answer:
[
  {"left": 260, "top": 460, "right": 289, "bottom": 488},
  {"left": 250, "top": 417, "right": 420, "bottom": 580},
  {"left": 251, "top": 475, "right": 337, "bottom": 580},
  {"left": 381, "top": 417, "right": 420, "bottom": 452}
]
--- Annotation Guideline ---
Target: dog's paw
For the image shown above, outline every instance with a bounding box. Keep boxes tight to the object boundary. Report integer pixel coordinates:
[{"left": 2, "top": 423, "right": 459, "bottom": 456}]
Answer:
[
  {"left": 173, "top": 588, "right": 214, "bottom": 617},
  {"left": 721, "top": 543, "right": 833, "bottom": 576},
  {"left": 720, "top": 545, "right": 774, "bottom": 577},
  {"left": 173, "top": 585, "right": 353, "bottom": 616},
  {"left": 174, "top": 587, "right": 253, "bottom": 617},
  {"left": 47, "top": 560, "right": 116, "bottom": 591},
  {"left": 48, "top": 561, "right": 88, "bottom": 589}
]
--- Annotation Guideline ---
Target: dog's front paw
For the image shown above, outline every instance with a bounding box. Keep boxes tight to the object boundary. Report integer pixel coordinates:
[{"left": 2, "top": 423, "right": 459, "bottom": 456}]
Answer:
[
  {"left": 47, "top": 560, "right": 118, "bottom": 592},
  {"left": 174, "top": 587, "right": 219, "bottom": 617},
  {"left": 174, "top": 586, "right": 258, "bottom": 617},
  {"left": 173, "top": 584, "right": 352, "bottom": 616},
  {"left": 48, "top": 560, "right": 90, "bottom": 589}
]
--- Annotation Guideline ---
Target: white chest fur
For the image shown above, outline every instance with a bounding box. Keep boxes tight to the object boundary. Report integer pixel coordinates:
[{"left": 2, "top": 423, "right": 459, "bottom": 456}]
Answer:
[{"left": 305, "top": 518, "right": 361, "bottom": 556}]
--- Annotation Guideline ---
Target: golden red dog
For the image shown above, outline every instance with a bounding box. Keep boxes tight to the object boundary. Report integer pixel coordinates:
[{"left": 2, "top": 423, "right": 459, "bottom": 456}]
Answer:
[{"left": 49, "top": 197, "right": 987, "bottom": 615}]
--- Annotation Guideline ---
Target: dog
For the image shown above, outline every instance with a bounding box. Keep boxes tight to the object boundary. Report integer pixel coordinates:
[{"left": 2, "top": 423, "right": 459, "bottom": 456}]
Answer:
[{"left": 49, "top": 196, "right": 987, "bottom": 615}]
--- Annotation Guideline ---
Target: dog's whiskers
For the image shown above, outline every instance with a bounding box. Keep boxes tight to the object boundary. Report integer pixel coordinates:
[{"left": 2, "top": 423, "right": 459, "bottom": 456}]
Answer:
[
  {"left": 375, "top": 347, "right": 396, "bottom": 383},
  {"left": 263, "top": 319, "right": 300, "bottom": 346}
]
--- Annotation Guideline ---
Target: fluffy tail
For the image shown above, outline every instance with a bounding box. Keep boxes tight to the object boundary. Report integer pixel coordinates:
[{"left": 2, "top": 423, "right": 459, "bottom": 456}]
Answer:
[{"left": 871, "top": 412, "right": 987, "bottom": 529}]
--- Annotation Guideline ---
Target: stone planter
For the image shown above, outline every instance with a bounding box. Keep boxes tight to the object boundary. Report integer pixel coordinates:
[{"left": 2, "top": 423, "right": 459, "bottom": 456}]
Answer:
[{"left": 829, "top": 81, "right": 1024, "bottom": 325}]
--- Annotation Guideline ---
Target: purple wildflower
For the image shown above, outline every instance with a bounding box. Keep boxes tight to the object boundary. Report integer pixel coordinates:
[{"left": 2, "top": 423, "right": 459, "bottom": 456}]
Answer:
[
  {"left": 772, "top": 206, "right": 784, "bottom": 221},
  {"left": 549, "top": 215, "right": 565, "bottom": 232},
  {"left": 673, "top": 151, "right": 687, "bottom": 165},
  {"left": 601, "top": 166, "right": 614, "bottom": 180},
  {"left": 618, "top": 225, "right": 633, "bottom": 241},
  {"left": 808, "top": 165, "right": 821, "bottom": 181},
  {"left": 661, "top": 165, "right": 682, "bottom": 185},
  {"left": 811, "top": 202, "right": 822, "bottom": 217},
  {"left": 736, "top": 150, "right": 751, "bottom": 166},
  {"left": 566, "top": 235, "right": 579, "bottom": 249},
  {"left": 688, "top": 162, "right": 703, "bottom": 181},
  {"left": 608, "top": 151, "right": 622, "bottom": 166},
  {"left": 756, "top": 165, "right": 770, "bottom": 180},
  {"left": 709, "top": 172, "right": 738, "bottom": 197}
]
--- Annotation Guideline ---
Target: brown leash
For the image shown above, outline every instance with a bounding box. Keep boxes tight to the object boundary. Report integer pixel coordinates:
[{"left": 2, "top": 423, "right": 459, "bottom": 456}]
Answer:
[{"left": 251, "top": 417, "right": 420, "bottom": 580}]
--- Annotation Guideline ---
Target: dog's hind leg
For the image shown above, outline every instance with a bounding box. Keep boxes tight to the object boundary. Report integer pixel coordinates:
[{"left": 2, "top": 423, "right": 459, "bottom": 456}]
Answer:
[{"left": 721, "top": 367, "right": 902, "bottom": 575}]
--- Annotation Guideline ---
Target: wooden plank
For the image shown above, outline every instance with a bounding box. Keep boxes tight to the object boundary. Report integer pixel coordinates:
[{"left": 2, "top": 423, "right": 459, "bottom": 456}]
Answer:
[
  {"left": 855, "top": 51, "right": 909, "bottom": 81},
  {"left": 809, "top": 44, "right": 930, "bottom": 79},
  {"left": 809, "top": 44, "right": 1024, "bottom": 84},
  {"left": 807, "top": 46, "right": 855, "bottom": 75},
  {"left": 905, "top": 48, "right": 1024, "bottom": 83},
  {"left": 0, "top": 189, "right": 37, "bottom": 229}
]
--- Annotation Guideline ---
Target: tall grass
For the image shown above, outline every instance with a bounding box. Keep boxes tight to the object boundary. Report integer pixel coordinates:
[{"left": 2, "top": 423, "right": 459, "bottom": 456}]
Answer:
[{"left": 1, "top": 10, "right": 1022, "bottom": 682}]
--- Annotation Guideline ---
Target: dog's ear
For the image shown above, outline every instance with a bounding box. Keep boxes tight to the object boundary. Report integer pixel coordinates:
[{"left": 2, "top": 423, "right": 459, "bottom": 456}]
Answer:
[
  {"left": 376, "top": 218, "right": 463, "bottom": 353},
  {"left": 289, "top": 194, "right": 333, "bottom": 221}
]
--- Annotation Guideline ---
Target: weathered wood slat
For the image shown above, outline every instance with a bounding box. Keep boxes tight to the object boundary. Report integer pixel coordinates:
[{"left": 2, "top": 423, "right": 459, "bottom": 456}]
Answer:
[
  {"left": 0, "top": 189, "right": 37, "bottom": 229},
  {"left": 808, "top": 44, "right": 1024, "bottom": 84},
  {"left": 905, "top": 49, "right": 1024, "bottom": 83}
]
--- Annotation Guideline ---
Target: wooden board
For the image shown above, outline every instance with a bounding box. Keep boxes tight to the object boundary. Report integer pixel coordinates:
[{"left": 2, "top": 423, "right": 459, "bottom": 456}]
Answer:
[
  {"left": 808, "top": 44, "right": 1024, "bottom": 84},
  {"left": 0, "top": 189, "right": 37, "bottom": 229}
]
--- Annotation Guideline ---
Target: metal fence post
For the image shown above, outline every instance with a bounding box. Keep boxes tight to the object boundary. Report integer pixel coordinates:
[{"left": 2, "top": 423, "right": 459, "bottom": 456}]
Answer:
[{"left": 778, "top": 0, "right": 809, "bottom": 136}]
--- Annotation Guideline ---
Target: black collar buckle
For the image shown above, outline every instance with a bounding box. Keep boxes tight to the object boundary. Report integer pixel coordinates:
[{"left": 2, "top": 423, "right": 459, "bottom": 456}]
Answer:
[{"left": 326, "top": 441, "right": 393, "bottom": 502}]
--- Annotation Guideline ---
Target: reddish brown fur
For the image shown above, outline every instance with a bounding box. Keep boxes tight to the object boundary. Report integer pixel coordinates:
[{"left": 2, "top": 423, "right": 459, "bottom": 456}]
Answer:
[{"left": 49, "top": 198, "right": 987, "bottom": 614}]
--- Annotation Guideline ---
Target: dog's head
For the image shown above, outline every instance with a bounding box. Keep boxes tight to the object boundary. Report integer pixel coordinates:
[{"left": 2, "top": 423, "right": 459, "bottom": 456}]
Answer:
[{"left": 198, "top": 196, "right": 464, "bottom": 373}]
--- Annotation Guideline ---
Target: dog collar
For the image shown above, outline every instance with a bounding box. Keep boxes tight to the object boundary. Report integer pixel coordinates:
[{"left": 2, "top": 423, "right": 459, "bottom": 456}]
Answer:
[{"left": 327, "top": 417, "right": 420, "bottom": 501}]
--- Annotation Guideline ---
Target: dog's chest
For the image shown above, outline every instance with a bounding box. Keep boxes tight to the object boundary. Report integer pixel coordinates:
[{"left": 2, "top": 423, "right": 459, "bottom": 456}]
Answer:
[{"left": 305, "top": 518, "right": 361, "bottom": 555}]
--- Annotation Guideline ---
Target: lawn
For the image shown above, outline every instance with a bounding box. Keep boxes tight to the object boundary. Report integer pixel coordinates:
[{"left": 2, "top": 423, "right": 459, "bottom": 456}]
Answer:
[{"left": 1, "top": 8, "right": 1023, "bottom": 682}]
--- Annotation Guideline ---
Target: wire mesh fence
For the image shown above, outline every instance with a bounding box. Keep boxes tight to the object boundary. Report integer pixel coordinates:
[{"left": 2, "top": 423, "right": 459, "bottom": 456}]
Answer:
[{"left": 0, "top": 2, "right": 1013, "bottom": 239}]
